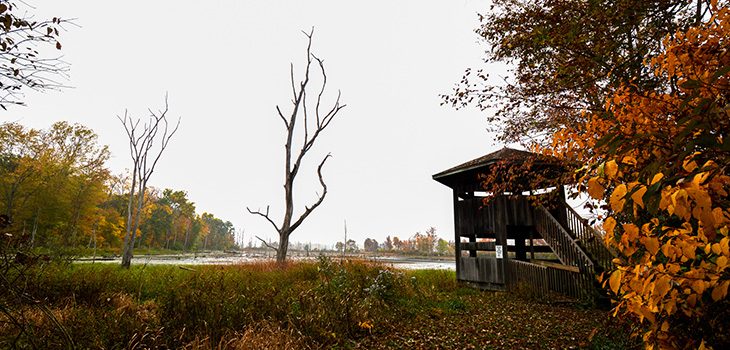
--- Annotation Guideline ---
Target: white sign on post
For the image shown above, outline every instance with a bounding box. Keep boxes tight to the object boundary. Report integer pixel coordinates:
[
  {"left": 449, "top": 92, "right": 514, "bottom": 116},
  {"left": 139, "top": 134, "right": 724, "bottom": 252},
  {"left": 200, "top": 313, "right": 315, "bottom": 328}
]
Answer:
[{"left": 495, "top": 245, "right": 504, "bottom": 259}]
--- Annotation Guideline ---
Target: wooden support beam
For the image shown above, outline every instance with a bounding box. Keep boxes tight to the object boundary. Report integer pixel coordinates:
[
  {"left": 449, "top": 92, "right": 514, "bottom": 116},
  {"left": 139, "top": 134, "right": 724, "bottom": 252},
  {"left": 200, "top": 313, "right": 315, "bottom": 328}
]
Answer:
[{"left": 452, "top": 189, "right": 461, "bottom": 279}]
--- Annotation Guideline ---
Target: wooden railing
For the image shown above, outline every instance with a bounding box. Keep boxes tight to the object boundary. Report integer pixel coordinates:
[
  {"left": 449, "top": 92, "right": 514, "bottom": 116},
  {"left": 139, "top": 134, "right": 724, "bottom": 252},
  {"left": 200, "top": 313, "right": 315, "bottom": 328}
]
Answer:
[
  {"left": 561, "top": 204, "right": 615, "bottom": 271},
  {"left": 507, "top": 260, "right": 595, "bottom": 300},
  {"left": 534, "top": 206, "right": 594, "bottom": 273}
]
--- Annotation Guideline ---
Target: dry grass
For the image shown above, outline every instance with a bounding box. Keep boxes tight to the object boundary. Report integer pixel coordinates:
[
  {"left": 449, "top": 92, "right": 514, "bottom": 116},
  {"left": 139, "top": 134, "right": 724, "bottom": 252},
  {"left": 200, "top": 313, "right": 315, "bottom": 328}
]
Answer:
[
  {"left": 0, "top": 258, "right": 635, "bottom": 349},
  {"left": 182, "top": 321, "right": 314, "bottom": 350}
]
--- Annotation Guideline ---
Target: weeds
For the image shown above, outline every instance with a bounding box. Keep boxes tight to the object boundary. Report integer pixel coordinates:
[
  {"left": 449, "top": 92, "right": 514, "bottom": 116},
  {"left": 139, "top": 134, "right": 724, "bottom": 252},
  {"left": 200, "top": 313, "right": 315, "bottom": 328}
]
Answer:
[{"left": 0, "top": 256, "right": 629, "bottom": 349}]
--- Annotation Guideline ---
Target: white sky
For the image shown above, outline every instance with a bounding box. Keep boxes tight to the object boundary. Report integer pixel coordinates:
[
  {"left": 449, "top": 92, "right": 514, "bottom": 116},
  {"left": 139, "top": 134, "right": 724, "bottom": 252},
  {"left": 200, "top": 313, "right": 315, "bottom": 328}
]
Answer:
[{"left": 7, "top": 0, "right": 509, "bottom": 247}]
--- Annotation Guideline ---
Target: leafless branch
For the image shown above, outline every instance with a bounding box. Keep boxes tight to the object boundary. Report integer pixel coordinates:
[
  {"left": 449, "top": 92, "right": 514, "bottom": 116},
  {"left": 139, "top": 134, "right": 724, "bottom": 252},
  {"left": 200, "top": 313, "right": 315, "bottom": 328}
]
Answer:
[
  {"left": 255, "top": 235, "right": 279, "bottom": 252},
  {"left": 246, "top": 205, "right": 280, "bottom": 232},
  {"left": 290, "top": 153, "right": 331, "bottom": 233},
  {"left": 276, "top": 106, "right": 289, "bottom": 128}
]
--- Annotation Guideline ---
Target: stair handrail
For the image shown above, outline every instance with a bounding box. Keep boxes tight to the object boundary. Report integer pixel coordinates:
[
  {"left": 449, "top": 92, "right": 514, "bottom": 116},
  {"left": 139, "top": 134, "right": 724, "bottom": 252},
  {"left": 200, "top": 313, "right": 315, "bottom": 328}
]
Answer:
[
  {"left": 560, "top": 203, "right": 616, "bottom": 271},
  {"left": 535, "top": 205, "right": 594, "bottom": 274}
]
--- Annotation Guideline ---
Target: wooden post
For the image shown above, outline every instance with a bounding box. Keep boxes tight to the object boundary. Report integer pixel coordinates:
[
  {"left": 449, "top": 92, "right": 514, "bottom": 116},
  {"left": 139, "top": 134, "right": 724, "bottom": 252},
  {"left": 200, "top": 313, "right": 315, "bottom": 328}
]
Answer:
[
  {"left": 467, "top": 190, "right": 477, "bottom": 258},
  {"left": 529, "top": 227, "right": 535, "bottom": 261},
  {"left": 495, "top": 195, "right": 508, "bottom": 285},
  {"left": 515, "top": 228, "right": 527, "bottom": 261},
  {"left": 452, "top": 189, "right": 461, "bottom": 280}
]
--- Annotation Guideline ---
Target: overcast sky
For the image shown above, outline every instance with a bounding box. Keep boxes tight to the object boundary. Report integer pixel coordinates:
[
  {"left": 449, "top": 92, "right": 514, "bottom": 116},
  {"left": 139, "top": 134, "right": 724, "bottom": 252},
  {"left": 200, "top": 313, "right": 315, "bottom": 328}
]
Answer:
[{"left": 8, "top": 0, "right": 510, "bottom": 247}]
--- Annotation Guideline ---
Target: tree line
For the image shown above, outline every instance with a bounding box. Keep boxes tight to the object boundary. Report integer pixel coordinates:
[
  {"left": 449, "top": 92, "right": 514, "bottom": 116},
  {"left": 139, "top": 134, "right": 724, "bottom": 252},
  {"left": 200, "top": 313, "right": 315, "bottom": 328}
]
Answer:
[
  {"left": 341, "top": 227, "right": 455, "bottom": 256},
  {"left": 0, "top": 121, "right": 235, "bottom": 253}
]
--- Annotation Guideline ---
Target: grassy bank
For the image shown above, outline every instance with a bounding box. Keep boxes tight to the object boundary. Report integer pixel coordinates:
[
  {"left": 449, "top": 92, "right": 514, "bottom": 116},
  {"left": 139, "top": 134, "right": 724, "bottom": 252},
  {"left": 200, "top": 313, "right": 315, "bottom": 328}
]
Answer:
[{"left": 1, "top": 258, "right": 637, "bottom": 349}]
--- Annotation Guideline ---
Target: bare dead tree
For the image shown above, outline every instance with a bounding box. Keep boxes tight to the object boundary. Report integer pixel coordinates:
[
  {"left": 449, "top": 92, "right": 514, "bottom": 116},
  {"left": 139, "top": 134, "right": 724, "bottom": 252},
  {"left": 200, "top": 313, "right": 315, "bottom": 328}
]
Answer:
[
  {"left": 118, "top": 96, "right": 180, "bottom": 269},
  {"left": 247, "top": 29, "right": 345, "bottom": 263}
]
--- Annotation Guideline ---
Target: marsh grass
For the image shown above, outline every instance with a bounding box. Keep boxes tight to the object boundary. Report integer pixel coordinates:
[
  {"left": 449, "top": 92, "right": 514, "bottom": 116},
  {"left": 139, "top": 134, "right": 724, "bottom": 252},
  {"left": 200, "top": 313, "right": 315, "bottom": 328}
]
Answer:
[
  {"left": 1, "top": 257, "right": 631, "bottom": 349},
  {"left": 1, "top": 257, "right": 457, "bottom": 348}
]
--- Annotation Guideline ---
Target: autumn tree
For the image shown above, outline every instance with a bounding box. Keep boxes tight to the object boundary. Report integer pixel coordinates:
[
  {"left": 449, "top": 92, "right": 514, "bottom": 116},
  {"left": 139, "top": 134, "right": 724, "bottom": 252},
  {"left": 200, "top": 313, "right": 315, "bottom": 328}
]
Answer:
[
  {"left": 543, "top": 5, "right": 730, "bottom": 348},
  {"left": 118, "top": 97, "right": 179, "bottom": 268},
  {"left": 444, "top": 0, "right": 712, "bottom": 145},
  {"left": 0, "top": 121, "right": 109, "bottom": 247},
  {"left": 247, "top": 29, "right": 345, "bottom": 263},
  {"left": 414, "top": 227, "right": 437, "bottom": 255},
  {"left": 0, "top": 0, "right": 73, "bottom": 110}
]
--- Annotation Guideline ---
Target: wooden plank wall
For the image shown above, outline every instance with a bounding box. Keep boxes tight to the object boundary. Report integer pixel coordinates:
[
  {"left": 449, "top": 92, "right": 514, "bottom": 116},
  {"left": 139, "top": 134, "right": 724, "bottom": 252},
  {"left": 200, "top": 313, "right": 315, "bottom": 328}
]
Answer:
[
  {"left": 454, "top": 195, "right": 536, "bottom": 239},
  {"left": 458, "top": 257, "right": 503, "bottom": 284}
]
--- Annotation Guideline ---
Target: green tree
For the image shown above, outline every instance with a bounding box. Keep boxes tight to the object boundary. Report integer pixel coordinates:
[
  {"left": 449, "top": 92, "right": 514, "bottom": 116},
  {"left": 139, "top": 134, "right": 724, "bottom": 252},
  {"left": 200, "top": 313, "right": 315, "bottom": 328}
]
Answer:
[{"left": 436, "top": 238, "right": 450, "bottom": 256}]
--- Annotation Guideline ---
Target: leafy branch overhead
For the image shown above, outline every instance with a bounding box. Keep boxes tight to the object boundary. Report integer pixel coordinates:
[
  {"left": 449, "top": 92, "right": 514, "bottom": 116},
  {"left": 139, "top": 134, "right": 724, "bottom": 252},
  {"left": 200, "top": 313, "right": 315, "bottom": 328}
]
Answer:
[
  {"left": 0, "top": 1, "right": 74, "bottom": 110},
  {"left": 247, "top": 28, "right": 345, "bottom": 263},
  {"left": 443, "top": 0, "right": 706, "bottom": 145}
]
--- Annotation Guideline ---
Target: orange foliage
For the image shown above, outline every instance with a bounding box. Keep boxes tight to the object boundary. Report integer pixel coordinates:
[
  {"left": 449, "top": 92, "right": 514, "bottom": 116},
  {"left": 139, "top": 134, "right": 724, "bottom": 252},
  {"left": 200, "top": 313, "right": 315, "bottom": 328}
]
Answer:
[{"left": 548, "top": 5, "right": 730, "bottom": 349}]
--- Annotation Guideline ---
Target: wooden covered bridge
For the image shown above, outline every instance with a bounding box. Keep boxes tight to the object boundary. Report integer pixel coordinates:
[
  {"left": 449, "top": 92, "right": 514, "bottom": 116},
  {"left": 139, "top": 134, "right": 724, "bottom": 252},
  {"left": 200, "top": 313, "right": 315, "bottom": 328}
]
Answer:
[{"left": 433, "top": 148, "right": 614, "bottom": 300}]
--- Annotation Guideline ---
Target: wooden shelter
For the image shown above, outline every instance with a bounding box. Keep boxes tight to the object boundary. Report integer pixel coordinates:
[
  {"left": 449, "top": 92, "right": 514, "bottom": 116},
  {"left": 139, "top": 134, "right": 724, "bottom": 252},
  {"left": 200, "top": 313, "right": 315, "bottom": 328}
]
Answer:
[{"left": 433, "top": 148, "right": 613, "bottom": 299}]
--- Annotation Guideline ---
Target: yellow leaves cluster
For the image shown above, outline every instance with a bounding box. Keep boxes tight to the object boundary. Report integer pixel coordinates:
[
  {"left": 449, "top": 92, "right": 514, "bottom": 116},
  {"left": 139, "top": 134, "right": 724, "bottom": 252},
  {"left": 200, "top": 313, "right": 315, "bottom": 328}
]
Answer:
[
  {"left": 556, "top": 6, "right": 730, "bottom": 348},
  {"left": 358, "top": 321, "right": 373, "bottom": 331}
]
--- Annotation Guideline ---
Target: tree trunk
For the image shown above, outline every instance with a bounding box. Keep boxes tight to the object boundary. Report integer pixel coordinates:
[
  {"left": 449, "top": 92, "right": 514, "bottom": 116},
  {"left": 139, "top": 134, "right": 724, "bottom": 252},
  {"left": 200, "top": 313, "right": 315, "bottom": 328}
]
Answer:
[
  {"left": 277, "top": 230, "right": 290, "bottom": 263},
  {"left": 30, "top": 209, "right": 39, "bottom": 248},
  {"left": 123, "top": 181, "right": 146, "bottom": 267},
  {"left": 121, "top": 171, "right": 138, "bottom": 269},
  {"left": 184, "top": 223, "right": 190, "bottom": 250}
]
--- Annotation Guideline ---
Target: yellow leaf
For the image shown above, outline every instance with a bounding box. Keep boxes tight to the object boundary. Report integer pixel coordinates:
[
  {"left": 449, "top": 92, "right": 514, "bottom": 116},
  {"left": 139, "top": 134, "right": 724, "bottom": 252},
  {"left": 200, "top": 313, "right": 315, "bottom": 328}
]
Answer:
[
  {"left": 692, "top": 172, "right": 710, "bottom": 186},
  {"left": 687, "top": 293, "right": 698, "bottom": 307},
  {"left": 610, "top": 184, "right": 628, "bottom": 212},
  {"left": 605, "top": 160, "right": 619, "bottom": 179},
  {"left": 712, "top": 243, "right": 722, "bottom": 255},
  {"left": 683, "top": 158, "right": 698, "bottom": 172},
  {"left": 604, "top": 217, "right": 617, "bottom": 237},
  {"left": 691, "top": 280, "right": 707, "bottom": 294},
  {"left": 587, "top": 177, "right": 605, "bottom": 199},
  {"left": 643, "top": 237, "right": 660, "bottom": 255},
  {"left": 654, "top": 276, "right": 671, "bottom": 298},
  {"left": 631, "top": 185, "right": 647, "bottom": 209},
  {"left": 622, "top": 156, "right": 637, "bottom": 166},
  {"left": 609, "top": 270, "right": 622, "bottom": 294},
  {"left": 651, "top": 173, "right": 664, "bottom": 185},
  {"left": 711, "top": 280, "right": 729, "bottom": 301},
  {"left": 717, "top": 256, "right": 728, "bottom": 270}
]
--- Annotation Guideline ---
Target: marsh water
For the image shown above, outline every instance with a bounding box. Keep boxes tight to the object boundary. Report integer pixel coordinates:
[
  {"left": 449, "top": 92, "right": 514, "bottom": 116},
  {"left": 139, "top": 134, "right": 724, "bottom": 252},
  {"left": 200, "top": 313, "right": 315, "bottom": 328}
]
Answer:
[{"left": 76, "top": 253, "right": 456, "bottom": 270}]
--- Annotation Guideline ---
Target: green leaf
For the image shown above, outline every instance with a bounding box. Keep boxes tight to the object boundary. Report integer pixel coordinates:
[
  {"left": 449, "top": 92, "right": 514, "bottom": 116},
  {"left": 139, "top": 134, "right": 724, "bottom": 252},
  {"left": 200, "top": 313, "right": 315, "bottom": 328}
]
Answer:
[
  {"left": 680, "top": 79, "right": 700, "bottom": 89},
  {"left": 711, "top": 65, "right": 730, "bottom": 82}
]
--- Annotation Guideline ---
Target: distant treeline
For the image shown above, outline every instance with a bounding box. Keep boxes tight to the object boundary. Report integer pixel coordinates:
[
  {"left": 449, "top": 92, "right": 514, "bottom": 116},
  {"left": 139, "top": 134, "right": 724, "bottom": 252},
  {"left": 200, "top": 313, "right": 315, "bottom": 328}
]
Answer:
[
  {"left": 0, "top": 121, "right": 235, "bottom": 252},
  {"left": 335, "top": 227, "right": 456, "bottom": 256}
]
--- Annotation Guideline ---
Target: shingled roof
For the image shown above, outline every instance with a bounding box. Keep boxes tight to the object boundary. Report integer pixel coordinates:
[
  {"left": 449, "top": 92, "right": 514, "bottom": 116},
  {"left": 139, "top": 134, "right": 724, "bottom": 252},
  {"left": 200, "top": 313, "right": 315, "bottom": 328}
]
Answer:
[{"left": 432, "top": 147, "right": 565, "bottom": 189}]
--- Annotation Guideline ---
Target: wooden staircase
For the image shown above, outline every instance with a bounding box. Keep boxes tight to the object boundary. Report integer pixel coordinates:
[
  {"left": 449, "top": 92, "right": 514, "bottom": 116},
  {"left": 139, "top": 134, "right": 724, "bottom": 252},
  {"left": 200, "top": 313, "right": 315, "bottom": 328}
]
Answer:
[{"left": 534, "top": 203, "right": 614, "bottom": 274}]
